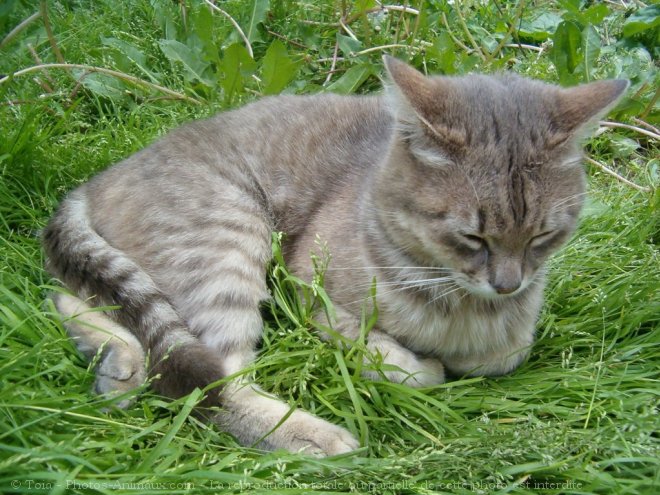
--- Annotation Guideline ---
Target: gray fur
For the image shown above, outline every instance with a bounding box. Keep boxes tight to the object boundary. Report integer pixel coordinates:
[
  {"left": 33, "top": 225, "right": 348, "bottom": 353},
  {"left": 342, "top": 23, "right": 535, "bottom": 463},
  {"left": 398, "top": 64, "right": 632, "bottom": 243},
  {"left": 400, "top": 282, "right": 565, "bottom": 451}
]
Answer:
[{"left": 43, "top": 57, "right": 627, "bottom": 455}]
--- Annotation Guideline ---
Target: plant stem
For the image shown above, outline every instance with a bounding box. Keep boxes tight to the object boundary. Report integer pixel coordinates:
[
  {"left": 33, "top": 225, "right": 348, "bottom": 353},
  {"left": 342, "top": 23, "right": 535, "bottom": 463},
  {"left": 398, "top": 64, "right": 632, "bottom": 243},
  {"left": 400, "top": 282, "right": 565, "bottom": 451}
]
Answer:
[
  {"left": 0, "top": 63, "right": 201, "bottom": 105},
  {"left": 0, "top": 11, "right": 41, "bottom": 50},
  {"left": 40, "top": 1, "right": 65, "bottom": 64}
]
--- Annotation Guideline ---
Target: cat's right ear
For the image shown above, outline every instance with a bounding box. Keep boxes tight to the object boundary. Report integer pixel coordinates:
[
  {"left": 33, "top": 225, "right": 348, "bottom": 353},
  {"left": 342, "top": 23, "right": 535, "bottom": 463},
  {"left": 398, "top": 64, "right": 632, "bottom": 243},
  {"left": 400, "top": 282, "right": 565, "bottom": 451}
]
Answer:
[{"left": 551, "top": 78, "right": 629, "bottom": 145}]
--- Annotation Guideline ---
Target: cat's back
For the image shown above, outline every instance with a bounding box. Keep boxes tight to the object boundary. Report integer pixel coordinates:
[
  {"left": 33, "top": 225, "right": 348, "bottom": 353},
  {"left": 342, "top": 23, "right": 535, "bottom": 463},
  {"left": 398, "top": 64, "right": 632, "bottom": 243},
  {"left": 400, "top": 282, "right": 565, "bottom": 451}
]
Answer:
[
  {"left": 160, "top": 92, "right": 390, "bottom": 171},
  {"left": 84, "top": 93, "right": 392, "bottom": 235},
  {"left": 185, "top": 92, "right": 393, "bottom": 195},
  {"left": 231, "top": 93, "right": 393, "bottom": 226},
  {"left": 75, "top": 93, "right": 391, "bottom": 257}
]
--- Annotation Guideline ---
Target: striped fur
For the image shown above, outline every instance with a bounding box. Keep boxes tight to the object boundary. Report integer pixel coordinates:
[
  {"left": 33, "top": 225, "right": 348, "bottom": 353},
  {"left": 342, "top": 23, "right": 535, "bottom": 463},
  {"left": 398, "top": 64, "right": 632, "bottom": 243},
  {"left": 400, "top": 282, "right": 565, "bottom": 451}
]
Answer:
[{"left": 43, "top": 57, "right": 627, "bottom": 455}]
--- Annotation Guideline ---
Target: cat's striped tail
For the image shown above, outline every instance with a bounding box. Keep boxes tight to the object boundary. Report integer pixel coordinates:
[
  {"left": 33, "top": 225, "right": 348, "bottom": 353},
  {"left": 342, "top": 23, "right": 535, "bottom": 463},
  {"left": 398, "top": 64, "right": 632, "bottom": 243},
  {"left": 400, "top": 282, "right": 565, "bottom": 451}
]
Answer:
[{"left": 42, "top": 188, "right": 227, "bottom": 405}]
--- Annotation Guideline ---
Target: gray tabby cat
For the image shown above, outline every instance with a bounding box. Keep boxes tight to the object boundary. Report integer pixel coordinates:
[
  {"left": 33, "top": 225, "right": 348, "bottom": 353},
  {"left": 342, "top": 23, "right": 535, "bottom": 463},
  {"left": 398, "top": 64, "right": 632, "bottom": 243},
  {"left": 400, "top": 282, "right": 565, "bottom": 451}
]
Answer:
[{"left": 43, "top": 57, "right": 627, "bottom": 456}]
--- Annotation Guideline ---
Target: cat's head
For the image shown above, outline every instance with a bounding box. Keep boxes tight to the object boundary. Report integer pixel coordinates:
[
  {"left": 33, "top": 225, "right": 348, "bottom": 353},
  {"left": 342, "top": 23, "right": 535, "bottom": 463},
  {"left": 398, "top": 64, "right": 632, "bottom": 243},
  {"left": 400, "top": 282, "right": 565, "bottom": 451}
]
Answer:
[{"left": 375, "top": 56, "right": 628, "bottom": 299}]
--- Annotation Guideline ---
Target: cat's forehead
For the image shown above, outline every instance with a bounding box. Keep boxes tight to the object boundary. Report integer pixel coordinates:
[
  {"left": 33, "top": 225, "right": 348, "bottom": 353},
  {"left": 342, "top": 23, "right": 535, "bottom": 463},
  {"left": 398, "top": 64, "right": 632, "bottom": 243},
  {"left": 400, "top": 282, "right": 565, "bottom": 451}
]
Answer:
[
  {"left": 430, "top": 73, "right": 552, "bottom": 106},
  {"left": 439, "top": 75, "right": 554, "bottom": 125},
  {"left": 416, "top": 74, "right": 561, "bottom": 156},
  {"left": 412, "top": 155, "right": 584, "bottom": 235}
]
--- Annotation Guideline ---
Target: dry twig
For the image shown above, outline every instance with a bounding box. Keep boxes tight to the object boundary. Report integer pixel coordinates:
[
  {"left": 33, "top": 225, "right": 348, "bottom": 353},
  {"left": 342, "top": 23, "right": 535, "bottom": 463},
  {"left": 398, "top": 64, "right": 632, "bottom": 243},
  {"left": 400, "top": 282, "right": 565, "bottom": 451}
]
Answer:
[
  {"left": 440, "top": 12, "right": 473, "bottom": 54},
  {"left": 503, "top": 43, "right": 542, "bottom": 52},
  {"left": 324, "top": 40, "right": 340, "bottom": 85},
  {"left": 599, "top": 121, "right": 660, "bottom": 141},
  {"left": 485, "top": 0, "right": 526, "bottom": 63},
  {"left": 26, "top": 44, "right": 55, "bottom": 93},
  {"left": 585, "top": 156, "right": 652, "bottom": 193}
]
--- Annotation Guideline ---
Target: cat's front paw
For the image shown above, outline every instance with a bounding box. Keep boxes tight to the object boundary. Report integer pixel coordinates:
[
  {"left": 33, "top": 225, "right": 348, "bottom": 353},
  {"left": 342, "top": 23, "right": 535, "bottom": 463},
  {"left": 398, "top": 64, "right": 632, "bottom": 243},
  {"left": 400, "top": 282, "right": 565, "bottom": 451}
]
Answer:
[
  {"left": 263, "top": 410, "right": 360, "bottom": 457},
  {"left": 217, "top": 406, "right": 359, "bottom": 457},
  {"left": 364, "top": 341, "right": 445, "bottom": 387},
  {"left": 215, "top": 383, "right": 360, "bottom": 457},
  {"left": 94, "top": 346, "right": 146, "bottom": 409}
]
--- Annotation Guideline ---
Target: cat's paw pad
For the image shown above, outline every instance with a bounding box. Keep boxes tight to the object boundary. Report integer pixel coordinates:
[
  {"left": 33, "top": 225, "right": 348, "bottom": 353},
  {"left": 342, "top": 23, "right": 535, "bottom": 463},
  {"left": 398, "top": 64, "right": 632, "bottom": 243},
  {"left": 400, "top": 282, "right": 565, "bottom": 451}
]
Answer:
[
  {"left": 365, "top": 345, "right": 445, "bottom": 387},
  {"left": 94, "top": 347, "right": 146, "bottom": 408}
]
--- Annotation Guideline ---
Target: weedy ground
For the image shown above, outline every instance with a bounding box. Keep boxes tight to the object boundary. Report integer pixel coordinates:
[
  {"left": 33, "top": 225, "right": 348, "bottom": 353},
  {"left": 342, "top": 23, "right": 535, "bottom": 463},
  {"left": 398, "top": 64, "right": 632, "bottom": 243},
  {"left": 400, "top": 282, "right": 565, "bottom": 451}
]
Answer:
[{"left": 0, "top": 1, "right": 658, "bottom": 494}]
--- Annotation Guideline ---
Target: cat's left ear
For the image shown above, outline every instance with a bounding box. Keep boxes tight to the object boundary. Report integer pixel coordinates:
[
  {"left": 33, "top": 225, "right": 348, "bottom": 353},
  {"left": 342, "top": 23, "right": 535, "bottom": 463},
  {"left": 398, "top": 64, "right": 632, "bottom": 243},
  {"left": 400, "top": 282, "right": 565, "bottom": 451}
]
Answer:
[
  {"left": 553, "top": 79, "right": 629, "bottom": 141},
  {"left": 382, "top": 55, "right": 466, "bottom": 151},
  {"left": 382, "top": 55, "right": 436, "bottom": 114}
]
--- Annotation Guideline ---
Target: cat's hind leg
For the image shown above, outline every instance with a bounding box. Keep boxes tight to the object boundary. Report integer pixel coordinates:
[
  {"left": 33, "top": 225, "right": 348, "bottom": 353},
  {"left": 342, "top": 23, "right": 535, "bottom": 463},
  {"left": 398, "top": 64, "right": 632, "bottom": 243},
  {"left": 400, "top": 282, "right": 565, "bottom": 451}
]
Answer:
[
  {"left": 177, "top": 261, "right": 359, "bottom": 455},
  {"left": 53, "top": 293, "right": 146, "bottom": 408},
  {"left": 159, "top": 179, "right": 358, "bottom": 456}
]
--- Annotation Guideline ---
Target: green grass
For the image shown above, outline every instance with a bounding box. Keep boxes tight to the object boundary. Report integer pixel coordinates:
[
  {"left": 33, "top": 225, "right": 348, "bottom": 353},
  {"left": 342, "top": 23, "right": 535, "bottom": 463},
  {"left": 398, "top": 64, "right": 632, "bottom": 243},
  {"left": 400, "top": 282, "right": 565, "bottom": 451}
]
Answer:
[{"left": 1, "top": 1, "right": 658, "bottom": 494}]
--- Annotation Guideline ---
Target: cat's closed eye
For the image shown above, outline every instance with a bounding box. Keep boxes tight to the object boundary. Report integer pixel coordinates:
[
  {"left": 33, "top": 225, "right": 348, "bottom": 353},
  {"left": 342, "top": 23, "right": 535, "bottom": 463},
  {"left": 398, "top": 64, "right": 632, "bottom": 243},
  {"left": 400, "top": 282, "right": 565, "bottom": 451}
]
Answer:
[
  {"left": 461, "top": 234, "right": 487, "bottom": 251},
  {"left": 529, "top": 230, "right": 564, "bottom": 251},
  {"left": 442, "top": 233, "right": 488, "bottom": 259}
]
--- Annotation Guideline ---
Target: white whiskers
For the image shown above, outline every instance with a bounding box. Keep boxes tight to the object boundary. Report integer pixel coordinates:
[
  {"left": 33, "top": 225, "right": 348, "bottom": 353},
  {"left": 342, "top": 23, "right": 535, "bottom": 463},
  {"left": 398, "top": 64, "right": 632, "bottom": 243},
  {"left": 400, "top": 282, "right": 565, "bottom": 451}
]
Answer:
[{"left": 338, "top": 274, "right": 460, "bottom": 308}]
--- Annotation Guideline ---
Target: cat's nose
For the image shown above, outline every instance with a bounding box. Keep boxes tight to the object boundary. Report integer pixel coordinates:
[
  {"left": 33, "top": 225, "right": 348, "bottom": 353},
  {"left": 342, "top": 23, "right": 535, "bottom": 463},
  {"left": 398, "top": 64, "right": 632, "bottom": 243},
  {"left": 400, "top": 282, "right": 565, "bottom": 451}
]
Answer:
[
  {"left": 493, "top": 283, "right": 520, "bottom": 295},
  {"left": 490, "top": 259, "right": 522, "bottom": 295}
]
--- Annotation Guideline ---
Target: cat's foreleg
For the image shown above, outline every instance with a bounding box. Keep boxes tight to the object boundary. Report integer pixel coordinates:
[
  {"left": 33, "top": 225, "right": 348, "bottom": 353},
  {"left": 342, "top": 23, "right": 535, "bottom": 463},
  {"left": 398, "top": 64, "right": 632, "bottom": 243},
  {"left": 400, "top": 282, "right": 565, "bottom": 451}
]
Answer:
[
  {"left": 209, "top": 349, "right": 359, "bottom": 456},
  {"left": 52, "top": 293, "right": 146, "bottom": 408},
  {"left": 362, "top": 330, "right": 445, "bottom": 387},
  {"left": 324, "top": 306, "right": 445, "bottom": 387}
]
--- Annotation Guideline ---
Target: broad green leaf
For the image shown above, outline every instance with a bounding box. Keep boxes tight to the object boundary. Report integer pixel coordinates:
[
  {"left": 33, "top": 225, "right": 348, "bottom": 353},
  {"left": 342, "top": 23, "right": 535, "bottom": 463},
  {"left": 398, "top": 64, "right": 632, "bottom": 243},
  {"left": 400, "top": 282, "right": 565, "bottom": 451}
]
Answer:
[
  {"left": 580, "top": 4, "right": 609, "bottom": 25},
  {"left": 580, "top": 25, "right": 601, "bottom": 81},
  {"left": 102, "top": 37, "right": 147, "bottom": 67},
  {"left": 0, "top": 0, "right": 18, "bottom": 18},
  {"left": 261, "top": 40, "right": 300, "bottom": 95},
  {"left": 429, "top": 32, "right": 457, "bottom": 74},
  {"left": 245, "top": 0, "right": 269, "bottom": 43},
  {"left": 337, "top": 33, "right": 363, "bottom": 57},
  {"left": 557, "top": 0, "right": 581, "bottom": 20},
  {"left": 102, "top": 37, "right": 160, "bottom": 82},
  {"left": 219, "top": 42, "right": 256, "bottom": 104},
  {"left": 473, "top": 25, "right": 498, "bottom": 53},
  {"left": 325, "top": 64, "right": 372, "bottom": 94},
  {"left": 152, "top": 0, "right": 179, "bottom": 41},
  {"left": 0, "top": 0, "right": 20, "bottom": 33},
  {"left": 158, "top": 39, "right": 212, "bottom": 86},
  {"left": 190, "top": 3, "right": 219, "bottom": 65},
  {"left": 559, "top": 0, "right": 608, "bottom": 26},
  {"left": 75, "top": 72, "right": 128, "bottom": 100},
  {"left": 457, "top": 53, "right": 481, "bottom": 74},
  {"left": 552, "top": 20, "right": 582, "bottom": 84},
  {"left": 609, "top": 134, "right": 640, "bottom": 159},
  {"left": 518, "top": 11, "right": 563, "bottom": 41},
  {"left": 353, "top": 0, "right": 377, "bottom": 13},
  {"left": 191, "top": 3, "right": 214, "bottom": 44},
  {"left": 623, "top": 5, "right": 660, "bottom": 37},
  {"left": 649, "top": 159, "right": 659, "bottom": 185}
]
